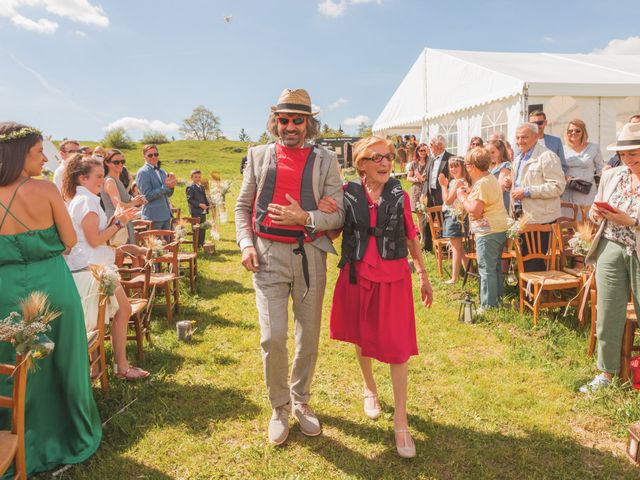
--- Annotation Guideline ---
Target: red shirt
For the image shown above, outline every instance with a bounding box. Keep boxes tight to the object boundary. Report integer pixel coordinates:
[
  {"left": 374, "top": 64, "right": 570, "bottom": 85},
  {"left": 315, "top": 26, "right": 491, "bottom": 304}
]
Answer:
[{"left": 255, "top": 144, "right": 317, "bottom": 243}]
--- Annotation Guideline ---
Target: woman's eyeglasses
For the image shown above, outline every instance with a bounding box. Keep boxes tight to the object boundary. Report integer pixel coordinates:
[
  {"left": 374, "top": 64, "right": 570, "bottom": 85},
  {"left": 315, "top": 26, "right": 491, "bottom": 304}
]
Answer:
[
  {"left": 108, "top": 159, "right": 126, "bottom": 165},
  {"left": 277, "top": 117, "right": 306, "bottom": 126},
  {"left": 362, "top": 153, "right": 396, "bottom": 163},
  {"left": 567, "top": 129, "right": 582, "bottom": 135}
]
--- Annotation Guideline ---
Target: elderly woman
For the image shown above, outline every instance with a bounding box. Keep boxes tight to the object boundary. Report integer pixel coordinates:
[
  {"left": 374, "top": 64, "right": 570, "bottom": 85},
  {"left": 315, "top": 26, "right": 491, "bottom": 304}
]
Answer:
[
  {"left": 406, "top": 142, "right": 430, "bottom": 228},
  {"left": 100, "top": 148, "right": 145, "bottom": 244},
  {"left": 561, "top": 118, "right": 604, "bottom": 219},
  {"left": 580, "top": 122, "right": 640, "bottom": 393},
  {"left": 328, "top": 136, "right": 433, "bottom": 458},
  {"left": 457, "top": 147, "right": 509, "bottom": 309}
]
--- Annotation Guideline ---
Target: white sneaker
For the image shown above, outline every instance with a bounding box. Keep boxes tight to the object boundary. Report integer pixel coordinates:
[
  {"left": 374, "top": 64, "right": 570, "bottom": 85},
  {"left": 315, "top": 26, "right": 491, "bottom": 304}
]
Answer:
[{"left": 579, "top": 374, "right": 611, "bottom": 394}]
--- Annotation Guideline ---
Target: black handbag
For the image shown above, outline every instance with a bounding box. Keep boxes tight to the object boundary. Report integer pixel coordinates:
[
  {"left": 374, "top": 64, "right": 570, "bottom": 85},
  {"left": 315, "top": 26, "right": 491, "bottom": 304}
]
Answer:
[{"left": 567, "top": 179, "right": 592, "bottom": 194}]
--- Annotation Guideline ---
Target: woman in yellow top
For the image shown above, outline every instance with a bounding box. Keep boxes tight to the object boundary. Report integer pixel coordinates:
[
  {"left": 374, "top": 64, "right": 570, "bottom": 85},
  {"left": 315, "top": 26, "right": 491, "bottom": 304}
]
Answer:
[{"left": 457, "top": 147, "right": 509, "bottom": 309}]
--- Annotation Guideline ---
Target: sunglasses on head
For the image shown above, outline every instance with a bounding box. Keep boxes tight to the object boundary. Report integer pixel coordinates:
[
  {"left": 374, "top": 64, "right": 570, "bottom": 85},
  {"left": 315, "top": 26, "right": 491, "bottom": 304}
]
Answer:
[
  {"left": 277, "top": 117, "right": 305, "bottom": 126},
  {"left": 146, "top": 153, "right": 159, "bottom": 158},
  {"left": 109, "top": 159, "right": 126, "bottom": 165}
]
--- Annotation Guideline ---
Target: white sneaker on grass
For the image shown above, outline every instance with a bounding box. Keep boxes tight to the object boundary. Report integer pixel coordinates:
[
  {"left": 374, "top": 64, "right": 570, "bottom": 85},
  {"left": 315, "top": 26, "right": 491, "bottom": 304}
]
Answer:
[{"left": 579, "top": 374, "right": 611, "bottom": 394}]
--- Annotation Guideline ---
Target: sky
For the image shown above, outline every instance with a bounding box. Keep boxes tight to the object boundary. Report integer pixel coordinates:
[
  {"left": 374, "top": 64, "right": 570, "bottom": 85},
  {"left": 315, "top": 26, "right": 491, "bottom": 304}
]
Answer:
[{"left": 1, "top": 0, "right": 639, "bottom": 142}]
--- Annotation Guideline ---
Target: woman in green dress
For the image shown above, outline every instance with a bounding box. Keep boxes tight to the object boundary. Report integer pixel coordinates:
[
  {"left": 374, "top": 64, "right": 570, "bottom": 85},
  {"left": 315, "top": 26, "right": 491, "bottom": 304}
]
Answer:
[{"left": 0, "top": 122, "right": 102, "bottom": 477}]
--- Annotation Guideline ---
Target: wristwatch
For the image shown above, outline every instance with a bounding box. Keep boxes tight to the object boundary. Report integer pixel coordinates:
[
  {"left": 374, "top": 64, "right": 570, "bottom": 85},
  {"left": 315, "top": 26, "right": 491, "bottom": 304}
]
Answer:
[{"left": 114, "top": 220, "right": 124, "bottom": 229}]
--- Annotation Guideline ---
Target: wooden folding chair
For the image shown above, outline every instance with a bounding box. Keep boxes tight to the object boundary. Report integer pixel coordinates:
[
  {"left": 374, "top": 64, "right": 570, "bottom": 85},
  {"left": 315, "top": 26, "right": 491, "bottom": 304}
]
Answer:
[
  {"left": 176, "top": 217, "right": 201, "bottom": 293},
  {"left": 131, "top": 219, "right": 152, "bottom": 235},
  {"left": 425, "top": 206, "right": 450, "bottom": 277},
  {"left": 559, "top": 202, "right": 578, "bottom": 223},
  {"left": 0, "top": 351, "right": 28, "bottom": 480},
  {"left": 619, "top": 303, "right": 639, "bottom": 383},
  {"left": 462, "top": 233, "right": 513, "bottom": 288},
  {"left": 87, "top": 292, "right": 108, "bottom": 393},
  {"left": 514, "top": 223, "right": 582, "bottom": 326}
]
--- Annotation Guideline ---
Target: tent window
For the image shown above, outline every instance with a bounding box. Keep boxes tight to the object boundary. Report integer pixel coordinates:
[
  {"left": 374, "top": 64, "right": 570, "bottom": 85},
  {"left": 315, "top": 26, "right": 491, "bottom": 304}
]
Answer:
[
  {"left": 481, "top": 110, "right": 508, "bottom": 141},
  {"left": 440, "top": 123, "right": 458, "bottom": 155}
]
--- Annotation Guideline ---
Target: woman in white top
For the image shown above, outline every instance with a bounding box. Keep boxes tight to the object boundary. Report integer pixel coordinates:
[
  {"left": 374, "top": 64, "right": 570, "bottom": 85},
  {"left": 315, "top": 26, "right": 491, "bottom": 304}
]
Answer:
[
  {"left": 562, "top": 118, "right": 604, "bottom": 219},
  {"left": 62, "top": 155, "right": 149, "bottom": 380}
]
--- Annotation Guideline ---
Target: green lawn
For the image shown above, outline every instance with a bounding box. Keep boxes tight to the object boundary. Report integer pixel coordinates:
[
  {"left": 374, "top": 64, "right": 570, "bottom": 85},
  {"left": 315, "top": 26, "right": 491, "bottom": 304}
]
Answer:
[{"left": 46, "top": 140, "right": 640, "bottom": 479}]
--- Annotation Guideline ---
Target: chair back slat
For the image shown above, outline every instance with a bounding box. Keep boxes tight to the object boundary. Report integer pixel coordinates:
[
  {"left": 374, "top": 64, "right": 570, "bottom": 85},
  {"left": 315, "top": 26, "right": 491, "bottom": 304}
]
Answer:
[
  {"left": 0, "top": 349, "right": 28, "bottom": 478},
  {"left": 426, "top": 206, "right": 445, "bottom": 239},
  {"left": 514, "top": 223, "right": 559, "bottom": 272}
]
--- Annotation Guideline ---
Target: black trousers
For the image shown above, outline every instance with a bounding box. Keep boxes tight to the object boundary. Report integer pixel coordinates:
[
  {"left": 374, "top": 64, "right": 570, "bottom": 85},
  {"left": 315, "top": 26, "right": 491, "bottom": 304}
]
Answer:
[
  {"left": 197, "top": 214, "right": 207, "bottom": 247},
  {"left": 421, "top": 188, "right": 441, "bottom": 253},
  {"left": 518, "top": 221, "right": 555, "bottom": 272}
]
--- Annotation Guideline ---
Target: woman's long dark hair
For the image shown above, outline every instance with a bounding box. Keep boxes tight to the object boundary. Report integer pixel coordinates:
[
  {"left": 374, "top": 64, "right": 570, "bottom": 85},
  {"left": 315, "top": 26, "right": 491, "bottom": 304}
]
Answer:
[{"left": 0, "top": 122, "right": 43, "bottom": 186}]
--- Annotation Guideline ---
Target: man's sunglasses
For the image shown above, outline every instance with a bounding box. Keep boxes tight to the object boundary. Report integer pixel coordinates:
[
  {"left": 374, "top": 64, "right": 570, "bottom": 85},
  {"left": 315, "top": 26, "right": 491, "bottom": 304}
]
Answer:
[
  {"left": 146, "top": 153, "right": 159, "bottom": 158},
  {"left": 108, "top": 159, "right": 126, "bottom": 165},
  {"left": 532, "top": 120, "right": 545, "bottom": 126},
  {"left": 277, "top": 117, "right": 305, "bottom": 126},
  {"left": 363, "top": 153, "right": 396, "bottom": 163}
]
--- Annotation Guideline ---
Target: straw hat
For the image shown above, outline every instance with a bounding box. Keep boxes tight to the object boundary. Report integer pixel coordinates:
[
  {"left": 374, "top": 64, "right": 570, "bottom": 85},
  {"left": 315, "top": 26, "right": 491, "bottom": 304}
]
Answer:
[
  {"left": 271, "top": 88, "right": 318, "bottom": 116},
  {"left": 607, "top": 122, "right": 640, "bottom": 151}
]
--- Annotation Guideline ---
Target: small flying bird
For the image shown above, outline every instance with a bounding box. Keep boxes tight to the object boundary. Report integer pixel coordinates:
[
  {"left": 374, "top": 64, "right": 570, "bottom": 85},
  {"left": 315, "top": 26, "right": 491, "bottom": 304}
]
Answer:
[{"left": 223, "top": 15, "right": 232, "bottom": 23}]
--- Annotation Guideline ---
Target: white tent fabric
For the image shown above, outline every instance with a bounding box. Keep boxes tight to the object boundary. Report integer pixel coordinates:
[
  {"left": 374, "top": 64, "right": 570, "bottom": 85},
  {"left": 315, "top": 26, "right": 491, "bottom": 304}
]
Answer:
[{"left": 374, "top": 48, "right": 640, "bottom": 155}]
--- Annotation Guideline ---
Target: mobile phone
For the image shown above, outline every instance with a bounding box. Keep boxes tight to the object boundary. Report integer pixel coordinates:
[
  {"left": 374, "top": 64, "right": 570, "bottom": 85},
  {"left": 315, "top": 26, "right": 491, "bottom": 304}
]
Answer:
[{"left": 594, "top": 201, "right": 617, "bottom": 213}]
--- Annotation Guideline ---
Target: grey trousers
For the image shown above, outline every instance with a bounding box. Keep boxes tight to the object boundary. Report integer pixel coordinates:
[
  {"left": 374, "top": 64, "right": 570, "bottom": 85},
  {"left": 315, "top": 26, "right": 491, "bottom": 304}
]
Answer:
[
  {"left": 253, "top": 237, "right": 327, "bottom": 408},
  {"left": 595, "top": 238, "right": 640, "bottom": 374}
]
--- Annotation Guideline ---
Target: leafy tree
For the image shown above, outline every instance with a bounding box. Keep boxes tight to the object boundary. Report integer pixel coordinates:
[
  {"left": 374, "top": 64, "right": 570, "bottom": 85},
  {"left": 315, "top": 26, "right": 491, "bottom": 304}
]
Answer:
[
  {"left": 356, "top": 122, "right": 373, "bottom": 137},
  {"left": 238, "top": 128, "right": 251, "bottom": 142},
  {"left": 258, "top": 131, "right": 271, "bottom": 144},
  {"left": 102, "top": 127, "right": 134, "bottom": 149},
  {"left": 181, "top": 105, "right": 222, "bottom": 140},
  {"left": 141, "top": 130, "right": 169, "bottom": 144},
  {"left": 318, "top": 124, "right": 345, "bottom": 139}
]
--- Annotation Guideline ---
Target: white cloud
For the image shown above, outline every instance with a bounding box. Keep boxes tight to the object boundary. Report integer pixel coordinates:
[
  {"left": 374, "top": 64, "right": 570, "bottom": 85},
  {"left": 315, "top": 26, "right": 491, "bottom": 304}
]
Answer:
[
  {"left": 542, "top": 36, "right": 553, "bottom": 44},
  {"left": 11, "top": 14, "right": 58, "bottom": 33},
  {"left": 343, "top": 115, "right": 370, "bottom": 127},
  {"left": 105, "top": 117, "right": 181, "bottom": 134},
  {"left": 318, "top": 0, "right": 382, "bottom": 17},
  {"left": 74, "top": 29, "right": 87, "bottom": 37},
  {"left": 327, "top": 97, "right": 348, "bottom": 110},
  {"left": 592, "top": 36, "right": 640, "bottom": 55},
  {"left": 318, "top": 0, "right": 346, "bottom": 17},
  {"left": 0, "top": 0, "right": 109, "bottom": 34},
  {"left": 312, "top": 103, "right": 322, "bottom": 114}
]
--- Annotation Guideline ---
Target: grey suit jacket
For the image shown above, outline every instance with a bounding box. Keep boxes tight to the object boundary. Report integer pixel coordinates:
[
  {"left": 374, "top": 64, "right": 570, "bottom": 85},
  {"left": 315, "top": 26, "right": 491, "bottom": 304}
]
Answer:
[{"left": 235, "top": 142, "right": 345, "bottom": 254}]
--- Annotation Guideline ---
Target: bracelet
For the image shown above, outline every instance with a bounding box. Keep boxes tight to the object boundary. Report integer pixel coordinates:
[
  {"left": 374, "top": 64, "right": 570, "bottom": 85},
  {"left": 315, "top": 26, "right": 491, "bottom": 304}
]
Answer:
[{"left": 635, "top": 217, "right": 640, "bottom": 228}]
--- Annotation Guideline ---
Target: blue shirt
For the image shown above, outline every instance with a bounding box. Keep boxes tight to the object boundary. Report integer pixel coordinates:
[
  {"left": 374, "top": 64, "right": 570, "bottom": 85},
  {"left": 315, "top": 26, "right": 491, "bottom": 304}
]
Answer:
[{"left": 514, "top": 149, "right": 534, "bottom": 200}]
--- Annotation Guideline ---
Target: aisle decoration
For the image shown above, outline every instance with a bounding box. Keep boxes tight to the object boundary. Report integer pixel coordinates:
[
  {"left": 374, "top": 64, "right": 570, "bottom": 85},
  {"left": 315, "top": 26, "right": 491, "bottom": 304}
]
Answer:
[
  {"left": 173, "top": 220, "right": 188, "bottom": 242},
  {"left": 506, "top": 212, "right": 532, "bottom": 240},
  {"left": 89, "top": 264, "right": 120, "bottom": 299},
  {"left": 144, "top": 235, "right": 166, "bottom": 258},
  {"left": 568, "top": 222, "right": 595, "bottom": 256},
  {"left": 0, "top": 292, "right": 59, "bottom": 364}
]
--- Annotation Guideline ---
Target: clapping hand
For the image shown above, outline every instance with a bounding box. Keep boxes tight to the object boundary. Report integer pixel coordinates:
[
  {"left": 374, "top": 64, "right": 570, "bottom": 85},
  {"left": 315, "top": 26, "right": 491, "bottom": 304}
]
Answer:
[
  {"left": 165, "top": 173, "right": 177, "bottom": 188},
  {"left": 131, "top": 195, "right": 146, "bottom": 206},
  {"left": 438, "top": 173, "right": 449, "bottom": 187},
  {"left": 115, "top": 206, "right": 139, "bottom": 224}
]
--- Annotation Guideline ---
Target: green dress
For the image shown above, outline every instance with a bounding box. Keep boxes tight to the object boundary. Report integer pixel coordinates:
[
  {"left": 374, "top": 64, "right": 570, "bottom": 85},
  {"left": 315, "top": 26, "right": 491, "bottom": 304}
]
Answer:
[{"left": 0, "top": 181, "right": 102, "bottom": 477}]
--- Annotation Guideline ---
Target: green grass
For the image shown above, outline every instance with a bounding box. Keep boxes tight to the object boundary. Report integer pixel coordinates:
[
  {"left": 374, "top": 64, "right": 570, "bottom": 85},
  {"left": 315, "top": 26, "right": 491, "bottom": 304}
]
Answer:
[{"left": 44, "top": 140, "right": 640, "bottom": 479}]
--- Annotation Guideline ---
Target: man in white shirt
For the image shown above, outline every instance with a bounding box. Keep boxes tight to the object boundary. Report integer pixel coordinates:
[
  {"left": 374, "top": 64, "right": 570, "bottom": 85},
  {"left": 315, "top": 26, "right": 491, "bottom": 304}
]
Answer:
[
  {"left": 420, "top": 135, "right": 451, "bottom": 251},
  {"left": 52, "top": 139, "right": 80, "bottom": 191}
]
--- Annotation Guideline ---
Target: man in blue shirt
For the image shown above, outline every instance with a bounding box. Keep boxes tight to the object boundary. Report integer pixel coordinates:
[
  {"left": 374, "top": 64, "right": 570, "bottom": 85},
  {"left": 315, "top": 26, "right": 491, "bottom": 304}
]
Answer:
[{"left": 528, "top": 110, "right": 567, "bottom": 174}]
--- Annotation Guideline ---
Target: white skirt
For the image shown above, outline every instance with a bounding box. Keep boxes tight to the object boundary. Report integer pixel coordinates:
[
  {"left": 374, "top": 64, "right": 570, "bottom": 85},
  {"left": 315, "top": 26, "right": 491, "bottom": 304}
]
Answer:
[{"left": 72, "top": 270, "right": 119, "bottom": 332}]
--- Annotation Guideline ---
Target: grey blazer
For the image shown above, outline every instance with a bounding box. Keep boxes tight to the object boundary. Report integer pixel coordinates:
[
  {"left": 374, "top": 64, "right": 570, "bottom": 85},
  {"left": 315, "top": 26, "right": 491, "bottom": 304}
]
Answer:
[
  {"left": 235, "top": 142, "right": 345, "bottom": 254},
  {"left": 585, "top": 166, "right": 640, "bottom": 265}
]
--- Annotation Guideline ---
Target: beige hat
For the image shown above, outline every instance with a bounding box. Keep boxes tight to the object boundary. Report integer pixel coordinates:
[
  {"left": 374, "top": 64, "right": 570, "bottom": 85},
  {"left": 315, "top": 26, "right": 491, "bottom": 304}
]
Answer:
[
  {"left": 608, "top": 122, "right": 640, "bottom": 151},
  {"left": 271, "top": 88, "right": 318, "bottom": 116}
]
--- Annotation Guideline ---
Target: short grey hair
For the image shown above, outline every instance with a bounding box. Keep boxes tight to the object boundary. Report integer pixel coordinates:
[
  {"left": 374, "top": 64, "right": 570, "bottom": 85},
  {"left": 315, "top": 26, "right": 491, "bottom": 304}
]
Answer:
[
  {"left": 516, "top": 122, "right": 539, "bottom": 135},
  {"left": 430, "top": 134, "right": 447, "bottom": 148}
]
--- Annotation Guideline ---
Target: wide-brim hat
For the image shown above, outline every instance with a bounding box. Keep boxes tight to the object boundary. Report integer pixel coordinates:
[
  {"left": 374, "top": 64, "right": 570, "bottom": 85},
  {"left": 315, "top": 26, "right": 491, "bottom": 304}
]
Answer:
[
  {"left": 607, "top": 122, "right": 640, "bottom": 151},
  {"left": 271, "top": 88, "right": 318, "bottom": 116}
]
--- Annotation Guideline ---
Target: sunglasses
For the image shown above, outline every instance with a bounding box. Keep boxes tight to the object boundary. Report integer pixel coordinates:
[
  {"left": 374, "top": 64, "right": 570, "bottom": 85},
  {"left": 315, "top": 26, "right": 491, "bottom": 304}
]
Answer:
[
  {"left": 108, "top": 159, "right": 126, "bottom": 165},
  {"left": 470, "top": 143, "right": 482, "bottom": 147},
  {"left": 277, "top": 117, "right": 306, "bottom": 126},
  {"left": 418, "top": 149, "right": 428, "bottom": 153},
  {"left": 146, "top": 153, "right": 159, "bottom": 158},
  {"left": 363, "top": 153, "right": 396, "bottom": 163},
  {"left": 532, "top": 120, "right": 545, "bottom": 126},
  {"left": 567, "top": 129, "right": 582, "bottom": 134},
  {"left": 65, "top": 149, "right": 80, "bottom": 154}
]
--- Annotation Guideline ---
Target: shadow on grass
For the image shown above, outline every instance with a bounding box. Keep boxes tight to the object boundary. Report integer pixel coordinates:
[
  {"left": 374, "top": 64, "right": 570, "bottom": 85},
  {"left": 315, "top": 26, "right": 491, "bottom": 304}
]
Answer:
[
  {"left": 198, "top": 278, "right": 253, "bottom": 297},
  {"left": 36, "top": 457, "right": 176, "bottom": 479},
  {"left": 308, "top": 413, "right": 638, "bottom": 479}
]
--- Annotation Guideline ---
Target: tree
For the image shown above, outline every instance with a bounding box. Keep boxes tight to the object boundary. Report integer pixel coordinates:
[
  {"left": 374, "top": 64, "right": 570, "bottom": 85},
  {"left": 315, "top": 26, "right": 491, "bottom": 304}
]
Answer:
[
  {"left": 258, "top": 131, "right": 271, "bottom": 144},
  {"left": 141, "top": 130, "right": 169, "bottom": 144},
  {"left": 238, "top": 128, "right": 251, "bottom": 142},
  {"left": 356, "top": 122, "right": 373, "bottom": 137},
  {"left": 102, "top": 127, "right": 134, "bottom": 149},
  {"left": 318, "top": 124, "right": 345, "bottom": 139},
  {"left": 181, "top": 105, "right": 222, "bottom": 140}
]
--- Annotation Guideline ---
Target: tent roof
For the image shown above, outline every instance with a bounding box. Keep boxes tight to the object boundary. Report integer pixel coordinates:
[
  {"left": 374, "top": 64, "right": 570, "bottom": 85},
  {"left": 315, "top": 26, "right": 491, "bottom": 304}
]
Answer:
[{"left": 373, "top": 48, "right": 640, "bottom": 132}]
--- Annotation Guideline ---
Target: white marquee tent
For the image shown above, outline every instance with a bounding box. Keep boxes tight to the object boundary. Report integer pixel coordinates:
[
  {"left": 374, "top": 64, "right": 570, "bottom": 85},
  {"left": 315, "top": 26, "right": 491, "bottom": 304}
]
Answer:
[{"left": 373, "top": 48, "right": 640, "bottom": 156}]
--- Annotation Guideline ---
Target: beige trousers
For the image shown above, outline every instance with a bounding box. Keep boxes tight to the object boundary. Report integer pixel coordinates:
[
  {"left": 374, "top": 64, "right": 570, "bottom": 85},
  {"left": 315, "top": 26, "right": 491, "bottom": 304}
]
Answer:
[{"left": 253, "top": 237, "right": 327, "bottom": 408}]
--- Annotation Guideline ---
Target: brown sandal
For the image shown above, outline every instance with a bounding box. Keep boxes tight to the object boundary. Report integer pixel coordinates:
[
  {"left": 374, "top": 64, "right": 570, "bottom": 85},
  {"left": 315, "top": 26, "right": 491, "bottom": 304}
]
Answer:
[{"left": 114, "top": 365, "right": 150, "bottom": 381}]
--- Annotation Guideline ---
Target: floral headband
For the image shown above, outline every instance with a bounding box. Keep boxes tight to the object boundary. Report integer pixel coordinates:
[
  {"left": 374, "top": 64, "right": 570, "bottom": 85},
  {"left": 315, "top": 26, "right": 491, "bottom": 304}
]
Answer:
[{"left": 0, "top": 127, "right": 42, "bottom": 143}]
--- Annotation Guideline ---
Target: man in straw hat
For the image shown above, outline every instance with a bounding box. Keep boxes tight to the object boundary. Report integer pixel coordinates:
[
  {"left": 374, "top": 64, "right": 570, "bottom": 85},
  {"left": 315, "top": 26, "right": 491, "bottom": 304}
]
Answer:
[
  {"left": 580, "top": 121, "right": 640, "bottom": 393},
  {"left": 235, "top": 88, "right": 344, "bottom": 444}
]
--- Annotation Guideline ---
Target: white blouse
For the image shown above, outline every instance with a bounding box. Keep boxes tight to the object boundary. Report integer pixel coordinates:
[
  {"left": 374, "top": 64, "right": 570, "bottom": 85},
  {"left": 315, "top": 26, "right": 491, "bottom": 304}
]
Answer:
[{"left": 65, "top": 186, "right": 115, "bottom": 271}]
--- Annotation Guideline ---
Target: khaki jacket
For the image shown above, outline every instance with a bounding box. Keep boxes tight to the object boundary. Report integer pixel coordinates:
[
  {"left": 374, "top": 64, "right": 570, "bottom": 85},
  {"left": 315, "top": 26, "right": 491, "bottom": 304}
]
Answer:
[
  {"left": 235, "top": 142, "right": 345, "bottom": 254},
  {"left": 585, "top": 166, "right": 640, "bottom": 265},
  {"left": 511, "top": 143, "right": 566, "bottom": 224}
]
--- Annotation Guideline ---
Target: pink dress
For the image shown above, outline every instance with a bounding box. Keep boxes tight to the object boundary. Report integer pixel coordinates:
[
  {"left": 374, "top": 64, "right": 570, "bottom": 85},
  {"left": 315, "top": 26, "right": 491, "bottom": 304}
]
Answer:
[{"left": 330, "top": 188, "right": 419, "bottom": 364}]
